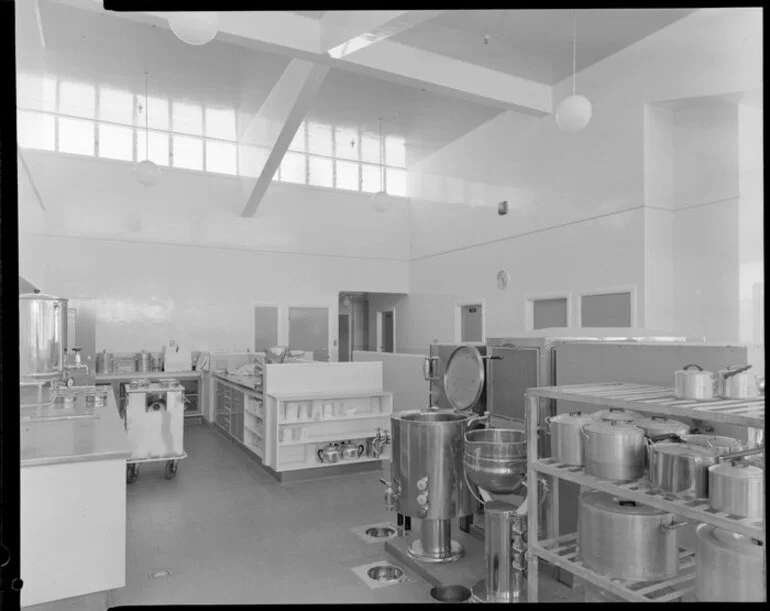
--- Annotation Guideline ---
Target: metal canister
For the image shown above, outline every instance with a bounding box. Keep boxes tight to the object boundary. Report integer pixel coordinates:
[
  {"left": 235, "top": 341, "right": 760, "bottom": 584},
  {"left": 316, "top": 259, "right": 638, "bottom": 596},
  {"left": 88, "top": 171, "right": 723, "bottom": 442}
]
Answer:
[
  {"left": 582, "top": 420, "right": 646, "bottom": 481},
  {"left": 96, "top": 350, "right": 114, "bottom": 374},
  {"left": 136, "top": 350, "right": 152, "bottom": 373},
  {"left": 593, "top": 408, "right": 641, "bottom": 424},
  {"left": 695, "top": 525, "right": 765, "bottom": 601},
  {"left": 578, "top": 491, "right": 679, "bottom": 581}
]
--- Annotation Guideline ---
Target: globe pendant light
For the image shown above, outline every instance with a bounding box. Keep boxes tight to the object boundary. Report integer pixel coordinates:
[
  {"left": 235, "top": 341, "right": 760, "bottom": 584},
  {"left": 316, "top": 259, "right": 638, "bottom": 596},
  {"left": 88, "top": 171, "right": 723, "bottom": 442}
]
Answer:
[
  {"left": 168, "top": 12, "right": 219, "bottom": 46},
  {"left": 371, "top": 118, "right": 391, "bottom": 213},
  {"left": 135, "top": 71, "right": 161, "bottom": 187},
  {"left": 555, "top": 10, "right": 592, "bottom": 132}
]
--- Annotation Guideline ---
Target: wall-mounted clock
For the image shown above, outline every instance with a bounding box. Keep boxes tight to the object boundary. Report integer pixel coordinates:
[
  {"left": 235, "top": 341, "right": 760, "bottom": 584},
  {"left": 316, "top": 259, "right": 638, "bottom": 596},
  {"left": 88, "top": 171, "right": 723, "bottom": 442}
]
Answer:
[{"left": 497, "top": 270, "right": 509, "bottom": 290}]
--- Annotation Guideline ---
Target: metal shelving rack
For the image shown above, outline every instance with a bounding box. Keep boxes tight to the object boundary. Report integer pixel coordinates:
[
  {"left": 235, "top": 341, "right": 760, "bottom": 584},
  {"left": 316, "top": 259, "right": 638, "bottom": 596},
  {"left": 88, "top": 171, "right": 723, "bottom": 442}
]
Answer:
[{"left": 525, "top": 382, "right": 765, "bottom": 603}]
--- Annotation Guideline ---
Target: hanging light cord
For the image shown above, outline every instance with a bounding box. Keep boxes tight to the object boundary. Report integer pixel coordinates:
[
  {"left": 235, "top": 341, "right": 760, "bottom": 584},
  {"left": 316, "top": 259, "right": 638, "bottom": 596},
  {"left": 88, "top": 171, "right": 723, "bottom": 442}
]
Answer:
[
  {"left": 144, "top": 71, "right": 150, "bottom": 160},
  {"left": 572, "top": 9, "right": 577, "bottom": 96},
  {"left": 379, "top": 118, "right": 385, "bottom": 193}
]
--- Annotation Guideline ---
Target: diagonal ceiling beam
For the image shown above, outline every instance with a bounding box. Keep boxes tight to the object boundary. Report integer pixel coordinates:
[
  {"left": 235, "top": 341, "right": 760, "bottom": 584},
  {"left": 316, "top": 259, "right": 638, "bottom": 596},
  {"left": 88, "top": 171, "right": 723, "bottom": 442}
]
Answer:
[
  {"left": 320, "top": 10, "right": 445, "bottom": 59},
  {"left": 66, "top": 2, "right": 551, "bottom": 115},
  {"left": 239, "top": 60, "right": 330, "bottom": 217}
]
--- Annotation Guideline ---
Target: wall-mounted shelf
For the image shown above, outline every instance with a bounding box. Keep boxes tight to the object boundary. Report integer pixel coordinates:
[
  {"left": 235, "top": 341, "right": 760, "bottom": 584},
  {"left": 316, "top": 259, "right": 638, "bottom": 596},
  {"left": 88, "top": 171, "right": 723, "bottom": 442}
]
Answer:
[{"left": 525, "top": 382, "right": 765, "bottom": 603}]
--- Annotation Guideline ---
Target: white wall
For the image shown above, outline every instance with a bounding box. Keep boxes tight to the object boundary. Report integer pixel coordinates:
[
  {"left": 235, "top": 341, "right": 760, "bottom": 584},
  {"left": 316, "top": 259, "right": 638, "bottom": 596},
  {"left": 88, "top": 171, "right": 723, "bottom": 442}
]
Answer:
[
  {"left": 400, "top": 8, "right": 761, "bottom": 351},
  {"left": 19, "top": 151, "right": 410, "bottom": 355}
]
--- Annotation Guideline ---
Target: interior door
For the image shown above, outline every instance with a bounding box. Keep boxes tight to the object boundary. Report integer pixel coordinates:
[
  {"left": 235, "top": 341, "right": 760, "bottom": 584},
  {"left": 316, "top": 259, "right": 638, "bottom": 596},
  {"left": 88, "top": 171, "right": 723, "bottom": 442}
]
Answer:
[
  {"left": 382, "top": 311, "right": 394, "bottom": 352},
  {"left": 338, "top": 314, "right": 351, "bottom": 361},
  {"left": 288, "top": 306, "right": 329, "bottom": 353},
  {"left": 254, "top": 306, "right": 279, "bottom": 352},
  {"left": 460, "top": 304, "right": 483, "bottom": 342}
]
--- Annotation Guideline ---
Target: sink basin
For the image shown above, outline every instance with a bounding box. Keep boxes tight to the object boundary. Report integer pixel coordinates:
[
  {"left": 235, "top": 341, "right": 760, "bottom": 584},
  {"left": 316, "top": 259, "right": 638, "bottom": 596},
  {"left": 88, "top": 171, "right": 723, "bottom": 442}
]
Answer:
[{"left": 464, "top": 428, "right": 527, "bottom": 494}]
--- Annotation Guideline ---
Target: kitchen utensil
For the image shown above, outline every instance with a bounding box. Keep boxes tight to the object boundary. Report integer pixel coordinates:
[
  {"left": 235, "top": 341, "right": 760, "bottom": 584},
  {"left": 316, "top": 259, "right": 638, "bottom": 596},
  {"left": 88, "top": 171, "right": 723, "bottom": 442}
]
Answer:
[
  {"left": 323, "top": 403, "right": 333, "bottom": 419},
  {"left": 716, "top": 365, "right": 760, "bottom": 399},
  {"left": 578, "top": 491, "right": 679, "bottom": 581},
  {"left": 648, "top": 435, "right": 747, "bottom": 500},
  {"left": 332, "top": 401, "right": 342, "bottom": 417},
  {"left": 318, "top": 442, "right": 342, "bottom": 464},
  {"left": 582, "top": 420, "right": 646, "bottom": 481},
  {"left": 95, "top": 350, "right": 114, "bottom": 375},
  {"left": 593, "top": 408, "right": 640, "bottom": 423},
  {"left": 708, "top": 448, "right": 765, "bottom": 520},
  {"left": 303, "top": 402, "right": 313, "bottom": 420},
  {"left": 695, "top": 525, "right": 765, "bottom": 602},
  {"left": 674, "top": 364, "right": 717, "bottom": 400},
  {"left": 136, "top": 350, "right": 152, "bottom": 373},
  {"left": 341, "top": 440, "right": 365, "bottom": 460},
  {"left": 545, "top": 411, "right": 596, "bottom": 466}
]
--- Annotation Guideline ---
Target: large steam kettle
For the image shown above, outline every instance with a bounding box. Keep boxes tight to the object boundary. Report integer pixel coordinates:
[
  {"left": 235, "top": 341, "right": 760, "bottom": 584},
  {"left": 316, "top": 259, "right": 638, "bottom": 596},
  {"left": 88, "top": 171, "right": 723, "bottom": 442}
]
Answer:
[{"left": 318, "top": 443, "right": 342, "bottom": 464}]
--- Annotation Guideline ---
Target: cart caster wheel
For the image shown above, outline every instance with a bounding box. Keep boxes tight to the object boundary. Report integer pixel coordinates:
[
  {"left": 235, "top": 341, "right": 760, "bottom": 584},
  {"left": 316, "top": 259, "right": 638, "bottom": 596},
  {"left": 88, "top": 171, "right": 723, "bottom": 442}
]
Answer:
[
  {"left": 165, "top": 461, "right": 178, "bottom": 480},
  {"left": 127, "top": 464, "right": 139, "bottom": 484}
]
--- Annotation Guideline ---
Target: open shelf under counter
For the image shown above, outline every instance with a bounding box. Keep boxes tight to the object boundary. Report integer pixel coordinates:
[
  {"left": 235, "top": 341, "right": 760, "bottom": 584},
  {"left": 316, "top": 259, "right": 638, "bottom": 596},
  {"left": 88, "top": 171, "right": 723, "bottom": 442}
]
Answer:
[{"left": 530, "top": 533, "right": 696, "bottom": 603}]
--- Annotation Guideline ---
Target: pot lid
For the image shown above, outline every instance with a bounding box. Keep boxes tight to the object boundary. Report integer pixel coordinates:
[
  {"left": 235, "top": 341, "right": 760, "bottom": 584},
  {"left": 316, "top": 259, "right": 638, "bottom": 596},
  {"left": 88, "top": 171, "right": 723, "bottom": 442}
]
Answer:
[
  {"left": 584, "top": 420, "right": 644, "bottom": 436},
  {"left": 551, "top": 412, "right": 596, "bottom": 425},
  {"left": 635, "top": 417, "right": 690, "bottom": 435},
  {"left": 680, "top": 434, "right": 744, "bottom": 453},
  {"left": 594, "top": 408, "right": 640, "bottom": 423},
  {"left": 444, "top": 345, "right": 485, "bottom": 412},
  {"left": 698, "top": 525, "right": 764, "bottom": 552},
  {"left": 675, "top": 364, "right": 713, "bottom": 376},
  {"left": 709, "top": 461, "right": 764, "bottom": 479},
  {"left": 581, "top": 491, "right": 670, "bottom": 516},
  {"left": 653, "top": 441, "right": 718, "bottom": 458}
]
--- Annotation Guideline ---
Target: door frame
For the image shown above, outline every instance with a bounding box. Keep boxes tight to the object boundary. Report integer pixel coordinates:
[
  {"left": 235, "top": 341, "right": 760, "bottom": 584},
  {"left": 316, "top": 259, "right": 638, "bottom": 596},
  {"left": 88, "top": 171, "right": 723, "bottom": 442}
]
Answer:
[
  {"left": 376, "top": 309, "right": 397, "bottom": 353},
  {"left": 454, "top": 300, "right": 486, "bottom": 343}
]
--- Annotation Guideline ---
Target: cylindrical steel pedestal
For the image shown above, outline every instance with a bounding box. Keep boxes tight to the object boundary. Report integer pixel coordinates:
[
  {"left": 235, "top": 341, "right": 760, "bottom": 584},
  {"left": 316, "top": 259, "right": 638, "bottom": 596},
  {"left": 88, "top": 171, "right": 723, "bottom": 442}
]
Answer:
[
  {"left": 407, "top": 519, "right": 464, "bottom": 563},
  {"left": 471, "top": 501, "right": 526, "bottom": 603}
]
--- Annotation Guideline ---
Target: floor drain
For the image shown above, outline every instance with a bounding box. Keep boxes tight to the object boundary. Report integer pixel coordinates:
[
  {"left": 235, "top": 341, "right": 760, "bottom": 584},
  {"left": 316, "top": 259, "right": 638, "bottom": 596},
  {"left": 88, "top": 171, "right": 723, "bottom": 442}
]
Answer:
[
  {"left": 367, "top": 565, "right": 403, "bottom": 583},
  {"left": 365, "top": 526, "right": 396, "bottom": 538},
  {"left": 430, "top": 585, "right": 471, "bottom": 603},
  {"left": 150, "top": 569, "right": 171, "bottom": 580}
]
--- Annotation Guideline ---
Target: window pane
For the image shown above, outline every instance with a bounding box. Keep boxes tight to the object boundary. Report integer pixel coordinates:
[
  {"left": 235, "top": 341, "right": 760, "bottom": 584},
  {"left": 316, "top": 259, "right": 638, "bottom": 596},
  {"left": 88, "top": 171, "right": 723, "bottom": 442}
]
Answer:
[
  {"left": 136, "top": 95, "right": 170, "bottom": 131},
  {"left": 533, "top": 298, "right": 568, "bottom": 330},
  {"left": 360, "top": 132, "right": 380, "bottom": 163},
  {"left": 385, "top": 135, "right": 406, "bottom": 167},
  {"left": 137, "top": 130, "right": 170, "bottom": 166},
  {"left": 99, "top": 87, "right": 133, "bottom": 124},
  {"left": 16, "top": 73, "right": 57, "bottom": 112},
  {"left": 308, "top": 156, "right": 333, "bottom": 188},
  {"left": 59, "top": 81, "right": 96, "bottom": 118},
  {"left": 581, "top": 293, "right": 632, "bottom": 328},
  {"left": 238, "top": 144, "right": 268, "bottom": 178},
  {"left": 172, "top": 100, "right": 203, "bottom": 135},
  {"left": 334, "top": 127, "right": 358, "bottom": 160},
  {"left": 58, "top": 117, "right": 95, "bottom": 155},
  {"left": 17, "top": 111, "right": 55, "bottom": 151},
  {"left": 205, "top": 107, "right": 236, "bottom": 140},
  {"left": 361, "top": 164, "right": 382, "bottom": 193},
  {"left": 386, "top": 167, "right": 407, "bottom": 197},
  {"left": 206, "top": 140, "right": 237, "bottom": 175},
  {"left": 335, "top": 160, "right": 359, "bottom": 191},
  {"left": 307, "top": 122, "right": 332, "bottom": 156},
  {"left": 98, "top": 124, "right": 133, "bottom": 161},
  {"left": 288, "top": 123, "right": 306, "bottom": 153},
  {"left": 172, "top": 134, "right": 203, "bottom": 170},
  {"left": 280, "top": 152, "right": 306, "bottom": 184}
]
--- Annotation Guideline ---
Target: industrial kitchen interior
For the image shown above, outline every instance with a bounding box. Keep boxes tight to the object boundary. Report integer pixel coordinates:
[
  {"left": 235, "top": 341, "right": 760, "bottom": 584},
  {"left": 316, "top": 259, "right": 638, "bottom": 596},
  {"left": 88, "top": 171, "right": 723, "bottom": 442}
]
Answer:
[{"left": 7, "top": 3, "right": 765, "bottom": 608}]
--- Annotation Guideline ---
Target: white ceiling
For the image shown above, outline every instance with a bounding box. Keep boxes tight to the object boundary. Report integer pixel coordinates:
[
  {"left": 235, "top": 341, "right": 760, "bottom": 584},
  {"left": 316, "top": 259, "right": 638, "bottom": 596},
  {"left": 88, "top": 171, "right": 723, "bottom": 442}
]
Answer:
[{"left": 391, "top": 9, "right": 696, "bottom": 85}]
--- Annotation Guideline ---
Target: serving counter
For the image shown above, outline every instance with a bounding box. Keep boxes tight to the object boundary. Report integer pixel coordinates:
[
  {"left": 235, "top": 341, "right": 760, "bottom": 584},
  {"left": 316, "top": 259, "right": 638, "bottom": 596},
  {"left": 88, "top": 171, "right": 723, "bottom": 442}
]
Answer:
[{"left": 20, "top": 389, "right": 130, "bottom": 608}]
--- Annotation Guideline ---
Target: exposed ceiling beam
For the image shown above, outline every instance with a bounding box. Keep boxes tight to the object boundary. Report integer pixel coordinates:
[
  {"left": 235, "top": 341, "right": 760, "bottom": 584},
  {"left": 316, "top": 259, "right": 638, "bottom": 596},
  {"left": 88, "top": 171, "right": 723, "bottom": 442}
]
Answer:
[
  {"left": 66, "top": 2, "right": 552, "bottom": 115},
  {"left": 240, "top": 60, "right": 330, "bottom": 217},
  {"left": 320, "top": 10, "right": 445, "bottom": 59}
]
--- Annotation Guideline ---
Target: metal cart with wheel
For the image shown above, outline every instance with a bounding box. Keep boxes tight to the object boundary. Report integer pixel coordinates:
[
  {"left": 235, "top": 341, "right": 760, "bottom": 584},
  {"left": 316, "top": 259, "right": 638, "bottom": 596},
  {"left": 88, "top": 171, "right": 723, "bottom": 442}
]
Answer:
[{"left": 123, "top": 378, "right": 188, "bottom": 483}]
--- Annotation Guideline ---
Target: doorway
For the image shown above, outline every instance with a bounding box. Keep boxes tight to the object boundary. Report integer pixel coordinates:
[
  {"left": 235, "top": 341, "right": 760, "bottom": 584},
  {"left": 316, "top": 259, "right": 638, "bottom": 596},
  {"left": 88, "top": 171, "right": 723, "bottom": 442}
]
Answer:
[
  {"left": 377, "top": 310, "right": 395, "bottom": 353},
  {"left": 338, "top": 314, "right": 351, "bottom": 362},
  {"left": 456, "top": 302, "right": 484, "bottom": 343}
]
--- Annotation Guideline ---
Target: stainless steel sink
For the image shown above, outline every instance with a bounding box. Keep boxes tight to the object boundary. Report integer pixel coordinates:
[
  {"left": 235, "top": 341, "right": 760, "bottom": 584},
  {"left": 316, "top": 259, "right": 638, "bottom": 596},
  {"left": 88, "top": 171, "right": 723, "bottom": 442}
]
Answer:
[{"left": 464, "top": 428, "right": 528, "bottom": 494}]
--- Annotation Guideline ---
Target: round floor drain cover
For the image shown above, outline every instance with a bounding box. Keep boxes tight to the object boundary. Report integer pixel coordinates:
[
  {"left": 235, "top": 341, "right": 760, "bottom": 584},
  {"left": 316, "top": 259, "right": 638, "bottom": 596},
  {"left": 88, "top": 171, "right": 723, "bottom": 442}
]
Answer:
[
  {"left": 365, "top": 527, "right": 396, "bottom": 538},
  {"left": 430, "top": 585, "right": 471, "bottom": 603},
  {"left": 367, "top": 565, "right": 403, "bottom": 582}
]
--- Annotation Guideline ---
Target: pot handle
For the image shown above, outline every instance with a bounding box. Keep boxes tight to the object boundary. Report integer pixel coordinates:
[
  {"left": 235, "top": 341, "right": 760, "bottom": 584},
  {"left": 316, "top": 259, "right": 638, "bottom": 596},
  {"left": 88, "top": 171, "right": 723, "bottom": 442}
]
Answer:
[
  {"left": 544, "top": 416, "right": 553, "bottom": 428},
  {"left": 722, "top": 364, "right": 753, "bottom": 379},
  {"left": 358, "top": 444, "right": 365, "bottom": 457},
  {"left": 317, "top": 449, "right": 325, "bottom": 462},
  {"left": 661, "top": 518, "right": 693, "bottom": 533},
  {"left": 716, "top": 446, "right": 764, "bottom": 464},
  {"left": 580, "top": 424, "right": 589, "bottom": 441},
  {"left": 683, "top": 364, "right": 703, "bottom": 371}
]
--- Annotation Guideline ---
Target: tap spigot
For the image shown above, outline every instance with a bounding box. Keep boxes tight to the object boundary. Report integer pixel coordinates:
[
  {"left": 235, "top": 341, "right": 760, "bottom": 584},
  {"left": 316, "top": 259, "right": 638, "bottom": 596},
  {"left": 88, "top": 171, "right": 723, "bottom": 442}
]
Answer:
[{"left": 379, "top": 478, "right": 398, "bottom": 511}]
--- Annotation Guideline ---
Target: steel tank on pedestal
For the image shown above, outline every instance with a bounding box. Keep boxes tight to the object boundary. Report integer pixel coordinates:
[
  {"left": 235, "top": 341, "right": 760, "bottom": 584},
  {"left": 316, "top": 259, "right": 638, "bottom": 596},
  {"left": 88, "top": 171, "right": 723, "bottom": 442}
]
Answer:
[
  {"left": 19, "top": 292, "right": 68, "bottom": 406},
  {"left": 390, "top": 409, "right": 475, "bottom": 562}
]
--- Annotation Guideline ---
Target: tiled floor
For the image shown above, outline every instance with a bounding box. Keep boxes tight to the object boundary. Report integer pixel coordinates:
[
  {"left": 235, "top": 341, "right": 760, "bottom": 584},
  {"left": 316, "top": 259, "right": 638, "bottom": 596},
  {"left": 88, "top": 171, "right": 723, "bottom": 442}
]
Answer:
[{"left": 111, "top": 423, "right": 580, "bottom": 605}]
